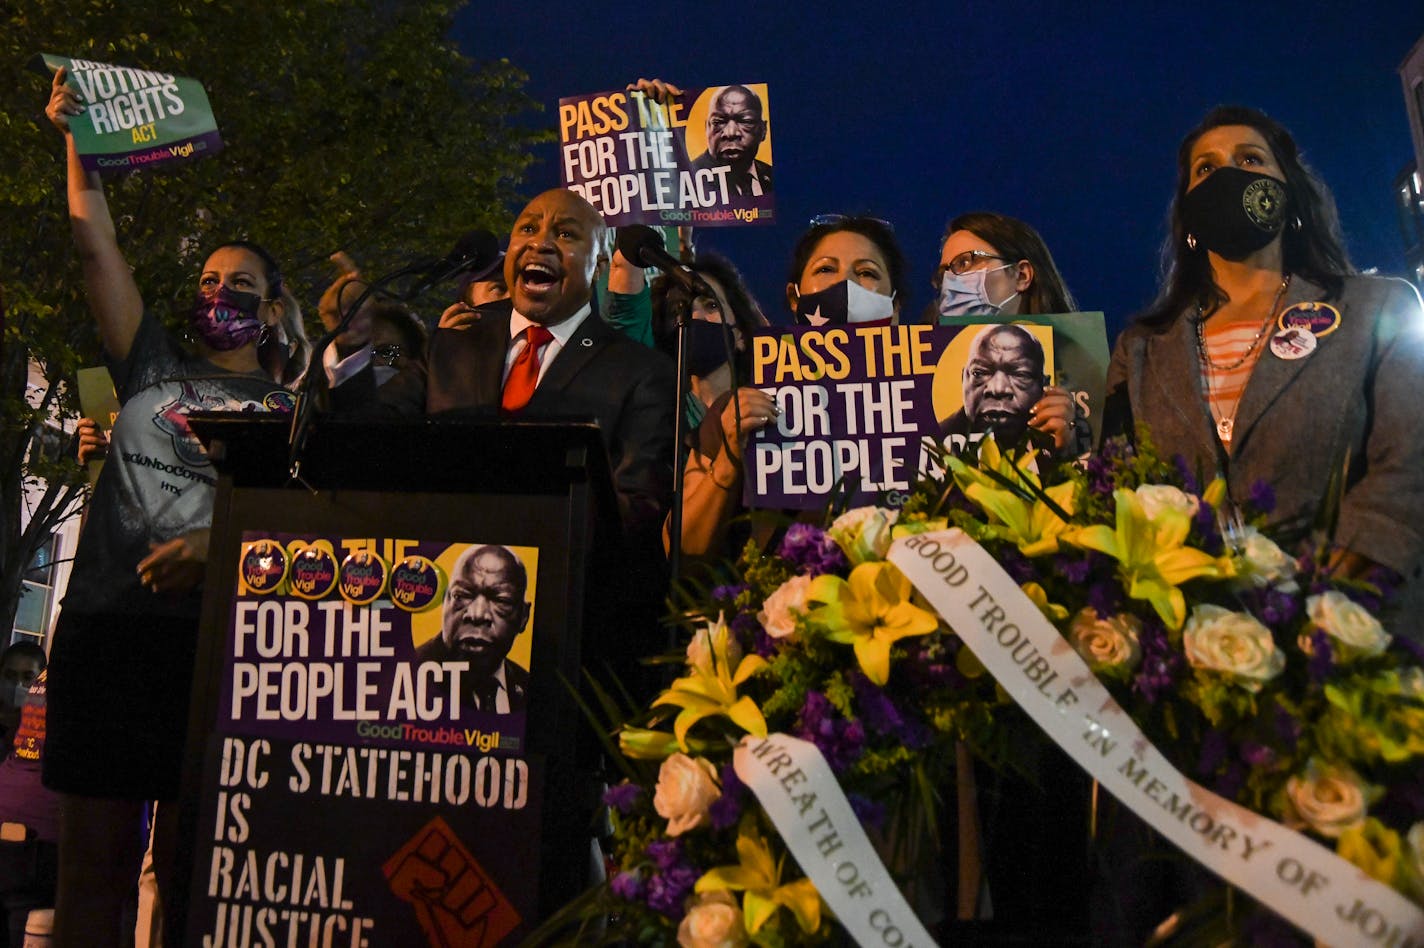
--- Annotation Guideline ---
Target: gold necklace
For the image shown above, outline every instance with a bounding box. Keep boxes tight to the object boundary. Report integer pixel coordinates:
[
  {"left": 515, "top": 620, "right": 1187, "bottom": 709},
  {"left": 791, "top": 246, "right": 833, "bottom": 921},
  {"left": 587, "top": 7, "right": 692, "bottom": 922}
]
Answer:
[{"left": 1195, "top": 275, "right": 1291, "bottom": 446}]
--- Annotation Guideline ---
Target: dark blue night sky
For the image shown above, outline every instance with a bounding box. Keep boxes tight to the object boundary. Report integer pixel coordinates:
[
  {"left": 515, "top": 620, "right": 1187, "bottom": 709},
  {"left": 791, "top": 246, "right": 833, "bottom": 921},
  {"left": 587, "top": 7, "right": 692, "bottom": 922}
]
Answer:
[{"left": 455, "top": 1, "right": 1424, "bottom": 340}]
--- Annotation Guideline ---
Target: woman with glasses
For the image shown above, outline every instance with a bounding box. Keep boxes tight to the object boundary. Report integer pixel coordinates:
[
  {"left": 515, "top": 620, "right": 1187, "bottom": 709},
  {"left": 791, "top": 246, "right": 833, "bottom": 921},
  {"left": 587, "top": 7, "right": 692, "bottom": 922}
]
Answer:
[
  {"left": 934, "top": 212, "right": 1082, "bottom": 452},
  {"left": 44, "top": 68, "right": 296, "bottom": 947}
]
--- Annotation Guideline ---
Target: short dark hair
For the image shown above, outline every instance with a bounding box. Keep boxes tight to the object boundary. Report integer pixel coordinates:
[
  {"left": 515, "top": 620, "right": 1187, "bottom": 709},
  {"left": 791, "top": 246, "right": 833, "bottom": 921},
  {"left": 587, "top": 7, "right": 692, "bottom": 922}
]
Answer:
[
  {"left": 370, "top": 302, "right": 428, "bottom": 357},
  {"left": 1, "top": 641, "right": 46, "bottom": 672},
  {"left": 1139, "top": 105, "right": 1352, "bottom": 327},
  {"left": 943, "top": 212, "right": 1077, "bottom": 315},
  {"left": 786, "top": 216, "right": 909, "bottom": 309}
]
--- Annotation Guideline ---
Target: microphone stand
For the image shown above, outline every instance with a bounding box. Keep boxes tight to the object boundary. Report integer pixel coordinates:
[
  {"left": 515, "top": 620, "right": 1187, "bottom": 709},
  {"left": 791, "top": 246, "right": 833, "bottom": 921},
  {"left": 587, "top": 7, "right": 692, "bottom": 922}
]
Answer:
[
  {"left": 285, "top": 256, "right": 468, "bottom": 484},
  {"left": 667, "top": 290, "right": 693, "bottom": 593}
]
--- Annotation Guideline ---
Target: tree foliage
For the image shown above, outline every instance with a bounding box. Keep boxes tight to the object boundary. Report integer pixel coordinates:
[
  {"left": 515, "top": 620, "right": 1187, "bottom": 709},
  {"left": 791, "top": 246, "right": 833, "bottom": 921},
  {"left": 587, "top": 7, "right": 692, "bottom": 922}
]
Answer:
[{"left": 0, "top": 0, "right": 551, "bottom": 633}]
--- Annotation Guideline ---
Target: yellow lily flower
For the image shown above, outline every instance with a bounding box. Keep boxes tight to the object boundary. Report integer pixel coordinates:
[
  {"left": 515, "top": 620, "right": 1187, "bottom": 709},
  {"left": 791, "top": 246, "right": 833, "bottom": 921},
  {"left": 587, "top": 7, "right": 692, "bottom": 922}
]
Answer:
[
  {"left": 1022, "top": 581, "right": 1069, "bottom": 622},
  {"left": 618, "top": 727, "right": 709, "bottom": 760},
  {"left": 652, "top": 618, "right": 768, "bottom": 750},
  {"left": 947, "top": 441, "right": 1075, "bottom": 556},
  {"left": 696, "top": 831, "right": 823, "bottom": 934},
  {"left": 808, "top": 562, "right": 939, "bottom": 685},
  {"left": 1065, "top": 488, "right": 1224, "bottom": 629}
]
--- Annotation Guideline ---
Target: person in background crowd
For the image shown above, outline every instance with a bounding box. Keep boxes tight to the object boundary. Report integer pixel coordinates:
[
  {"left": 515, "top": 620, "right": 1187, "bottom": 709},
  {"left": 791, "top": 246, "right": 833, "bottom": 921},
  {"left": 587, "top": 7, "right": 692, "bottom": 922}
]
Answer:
[
  {"left": 0, "top": 669, "right": 60, "bottom": 948},
  {"left": 1098, "top": 103, "right": 1424, "bottom": 943},
  {"left": 0, "top": 644, "right": 44, "bottom": 752},
  {"left": 44, "top": 68, "right": 295, "bottom": 948},
  {"left": 934, "top": 211, "right": 1083, "bottom": 454},
  {"left": 785, "top": 214, "right": 907, "bottom": 326}
]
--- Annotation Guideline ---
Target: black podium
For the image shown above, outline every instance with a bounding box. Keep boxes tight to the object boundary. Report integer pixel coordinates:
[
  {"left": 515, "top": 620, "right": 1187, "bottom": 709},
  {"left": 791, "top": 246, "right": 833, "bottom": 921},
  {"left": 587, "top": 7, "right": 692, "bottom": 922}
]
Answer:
[{"left": 173, "top": 415, "right": 626, "bottom": 946}]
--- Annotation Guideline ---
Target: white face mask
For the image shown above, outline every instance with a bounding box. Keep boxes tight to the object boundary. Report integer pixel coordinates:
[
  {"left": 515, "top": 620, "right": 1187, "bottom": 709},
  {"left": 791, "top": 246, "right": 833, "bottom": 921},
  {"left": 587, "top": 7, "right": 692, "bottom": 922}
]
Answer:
[
  {"left": 938, "top": 266, "right": 1019, "bottom": 320},
  {"left": 794, "top": 278, "right": 896, "bottom": 326}
]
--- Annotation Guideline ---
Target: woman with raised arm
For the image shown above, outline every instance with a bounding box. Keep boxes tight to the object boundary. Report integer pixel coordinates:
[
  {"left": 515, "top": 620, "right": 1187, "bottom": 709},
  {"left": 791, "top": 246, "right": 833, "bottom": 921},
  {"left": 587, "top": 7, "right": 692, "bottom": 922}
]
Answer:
[{"left": 44, "top": 67, "right": 295, "bottom": 947}]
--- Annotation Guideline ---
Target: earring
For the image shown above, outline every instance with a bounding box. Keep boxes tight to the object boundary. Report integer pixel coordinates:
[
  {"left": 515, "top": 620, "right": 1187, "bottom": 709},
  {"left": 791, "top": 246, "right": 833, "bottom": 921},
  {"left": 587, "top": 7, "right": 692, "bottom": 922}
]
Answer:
[
  {"left": 1290, "top": 216, "right": 1302, "bottom": 232},
  {"left": 256, "top": 325, "right": 274, "bottom": 347},
  {"left": 1186, "top": 233, "right": 1198, "bottom": 251}
]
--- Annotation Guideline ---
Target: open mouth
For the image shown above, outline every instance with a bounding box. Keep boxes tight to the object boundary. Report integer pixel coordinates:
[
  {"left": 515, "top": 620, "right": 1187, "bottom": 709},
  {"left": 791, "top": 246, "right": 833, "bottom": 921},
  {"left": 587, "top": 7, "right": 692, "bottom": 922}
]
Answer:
[{"left": 518, "top": 262, "right": 559, "bottom": 295}]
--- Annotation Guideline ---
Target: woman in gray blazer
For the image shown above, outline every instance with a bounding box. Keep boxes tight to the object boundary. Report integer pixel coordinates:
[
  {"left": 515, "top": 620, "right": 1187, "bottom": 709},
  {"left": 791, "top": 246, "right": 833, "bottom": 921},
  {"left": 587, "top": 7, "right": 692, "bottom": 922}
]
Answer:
[{"left": 1105, "top": 105, "right": 1424, "bottom": 642}]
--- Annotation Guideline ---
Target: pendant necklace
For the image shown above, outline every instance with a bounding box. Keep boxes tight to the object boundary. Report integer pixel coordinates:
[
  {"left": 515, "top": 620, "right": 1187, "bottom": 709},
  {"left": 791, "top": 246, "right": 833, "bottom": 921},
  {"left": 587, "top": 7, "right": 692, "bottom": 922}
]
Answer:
[{"left": 1195, "top": 274, "right": 1291, "bottom": 446}]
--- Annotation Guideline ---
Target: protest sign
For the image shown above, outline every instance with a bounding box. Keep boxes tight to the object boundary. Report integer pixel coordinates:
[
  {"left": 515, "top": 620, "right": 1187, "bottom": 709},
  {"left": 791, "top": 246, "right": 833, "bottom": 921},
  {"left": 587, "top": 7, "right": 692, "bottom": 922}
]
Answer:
[
  {"left": 745, "top": 315, "right": 1108, "bottom": 510},
  {"left": 559, "top": 83, "right": 774, "bottom": 227},
  {"left": 186, "top": 532, "right": 545, "bottom": 946},
  {"left": 35, "top": 52, "right": 223, "bottom": 171}
]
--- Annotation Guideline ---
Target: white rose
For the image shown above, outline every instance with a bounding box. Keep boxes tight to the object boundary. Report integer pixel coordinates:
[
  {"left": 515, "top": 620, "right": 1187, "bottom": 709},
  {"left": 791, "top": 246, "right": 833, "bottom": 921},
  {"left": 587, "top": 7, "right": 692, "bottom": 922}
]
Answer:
[
  {"left": 758, "top": 575, "right": 813, "bottom": 640},
  {"left": 686, "top": 614, "right": 742, "bottom": 675},
  {"left": 829, "top": 506, "right": 899, "bottom": 565},
  {"left": 1305, "top": 591, "right": 1390, "bottom": 661},
  {"left": 1182, "top": 604, "right": 1284, "bottom": 692},
  {"left": 1232, "top": 527, "right": 1297, "bottom": 589},
  {"left": 677, "top": 890, "right": 748, "bottom": 948},
  {"left": 1067, "top": 608, "right": 1141, "bottom": 671},
  {"left": 653, "top": 754, "right": 721, "bottom": 837},
  {"left": 1135, "top": 484, "right": 1199, "bottom": 524},
  {"left": 1284, "top": 758, "right": 1368, "bottom": 838}
]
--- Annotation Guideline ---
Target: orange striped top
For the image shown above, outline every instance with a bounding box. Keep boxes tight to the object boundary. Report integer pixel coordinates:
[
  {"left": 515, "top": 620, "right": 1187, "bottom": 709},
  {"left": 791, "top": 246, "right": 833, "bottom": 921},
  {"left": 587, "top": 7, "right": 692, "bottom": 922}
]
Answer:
[{"left": 1199, "top": 319, "right": 1272, "bottom": 451}]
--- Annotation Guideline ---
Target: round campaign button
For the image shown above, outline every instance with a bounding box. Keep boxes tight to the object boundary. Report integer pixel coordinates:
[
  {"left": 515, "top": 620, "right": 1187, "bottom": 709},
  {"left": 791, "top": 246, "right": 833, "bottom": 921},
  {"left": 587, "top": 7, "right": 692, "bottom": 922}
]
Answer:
[
  {"left": 1277, "top": 301, "right": 1340, "bottom": 338},
  {"left": 288, "top": 542, "right": 340, "bottom": 600},
  {"left": 339, "top": 550, "right": 390, "bottom": 606},
  {"left": 389, "top": 555, "right": 446, "bottom": 613},
  {"left": 239, "top": 539, "right": 287, "bottom": 595},
  {"left": 1269, "top": 327, "right": 1317, "bottom": 361}
]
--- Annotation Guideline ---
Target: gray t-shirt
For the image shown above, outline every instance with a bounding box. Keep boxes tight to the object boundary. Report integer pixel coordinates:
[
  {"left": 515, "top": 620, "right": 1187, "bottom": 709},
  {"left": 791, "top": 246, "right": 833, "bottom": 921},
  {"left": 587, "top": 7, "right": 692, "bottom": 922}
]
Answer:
[{"left": 63, "top": 312, "right": 293, "bottom": 617}]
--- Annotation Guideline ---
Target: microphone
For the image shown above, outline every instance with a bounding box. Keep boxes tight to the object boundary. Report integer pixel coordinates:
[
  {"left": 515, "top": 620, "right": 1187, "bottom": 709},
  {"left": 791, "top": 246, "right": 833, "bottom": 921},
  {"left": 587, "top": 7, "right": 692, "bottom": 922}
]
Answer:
[
  {"left": 615, "top": 225, "right": 713, "bottom": 298},
  {"left": 401, "top": 229, "right": 502, "bottom": 300}
]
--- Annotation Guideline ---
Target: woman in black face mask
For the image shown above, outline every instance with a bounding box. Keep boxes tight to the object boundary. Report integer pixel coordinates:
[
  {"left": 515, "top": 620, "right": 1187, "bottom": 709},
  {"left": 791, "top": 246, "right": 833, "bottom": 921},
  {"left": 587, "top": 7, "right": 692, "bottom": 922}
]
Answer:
[
  {"left": 646, "top": 253, "right": 776, "bottom": 559},
  {"left": 1099, "top": 104, "right": 1424, "bottom": 934},
  {"left": 45, "top": 67, "right": 297, "bottom": 947}
]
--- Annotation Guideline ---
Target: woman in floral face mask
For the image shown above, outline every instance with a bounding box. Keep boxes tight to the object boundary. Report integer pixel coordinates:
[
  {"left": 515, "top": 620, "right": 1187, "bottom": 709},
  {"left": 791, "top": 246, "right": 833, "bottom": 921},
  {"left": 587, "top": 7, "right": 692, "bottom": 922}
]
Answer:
[{"left": 45, "top": 66, "right": 297, "bottom": 947}]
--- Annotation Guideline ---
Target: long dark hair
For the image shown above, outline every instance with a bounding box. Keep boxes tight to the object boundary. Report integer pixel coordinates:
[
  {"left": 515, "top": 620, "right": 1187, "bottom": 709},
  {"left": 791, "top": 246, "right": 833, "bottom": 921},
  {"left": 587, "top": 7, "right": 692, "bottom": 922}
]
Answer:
[
  {"left": 944, "top": 211, "right": 1077, "bottom": 314},
  {"left": 651, "top": 252, "right": 764, "bottom": 364},
  {"left": 1138, "top": 105, "right": 1352, "bottom": 327},
  {"left": 786, "top": 215, "right": 910, "bottom": 307}
]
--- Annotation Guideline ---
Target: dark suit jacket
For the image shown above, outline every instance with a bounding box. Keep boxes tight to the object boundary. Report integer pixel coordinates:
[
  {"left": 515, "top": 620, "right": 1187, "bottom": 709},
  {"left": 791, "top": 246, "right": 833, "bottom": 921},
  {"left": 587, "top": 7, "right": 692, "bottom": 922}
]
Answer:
[
  {"left": 1105, "top": 275, "right": 1424, "bottom": 638},
  {"left": 344, "top": 299, "right": 675, "bottom": 539},
  {"left": 414, "top": 636, "right": 529, "bottom": 713},
  {"left": 691, "top": 153, "right": 774, "bottom": 198}
]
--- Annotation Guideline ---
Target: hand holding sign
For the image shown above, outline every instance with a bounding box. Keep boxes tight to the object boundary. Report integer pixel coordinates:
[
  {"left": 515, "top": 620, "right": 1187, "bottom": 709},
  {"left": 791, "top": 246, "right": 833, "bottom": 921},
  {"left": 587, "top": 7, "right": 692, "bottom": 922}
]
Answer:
[{"left": 45, "top": 66, "right": 85, "bottom": 134}]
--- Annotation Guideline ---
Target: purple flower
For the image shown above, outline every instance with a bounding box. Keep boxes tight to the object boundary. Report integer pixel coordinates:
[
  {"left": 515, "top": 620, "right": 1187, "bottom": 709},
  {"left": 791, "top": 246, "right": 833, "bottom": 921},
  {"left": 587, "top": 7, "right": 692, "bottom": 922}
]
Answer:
[
  {"left": 848, "top": 793, "right": 888, "bottom": 831},
  {"left": 1171, "top": 455, "right": 1202, "bottom": 495},
  {"left": 778, "top": 523, "right": 848, "bottom": 575},
  {"left": 1214, "top": 761, "right": 1245, "bottom": 799},
  {"left": 1085, "top": 454, "right": 1115, "bottom": 496},
  {"left": 1197, "top": 729, "right": 1228, "bottom": 776},
  {"left": 709, "top": 762, "right": 746, "bottom": 830},
  {"left": 1258, "top": 588, "right": 1299, "bottom": 628},
  {"left": 610, "top": 870, "right": 645, "bottom": 902},
  {"left": 1054, "top": 553, "right": 1093, "bottom": 584},
  {"left": 646, "top": 863, "right": 698, "bottom": 917},
  {"left": 1133, "top": 619, "right": 1182, "bottom": 704},
  {"left": 1247, "top": 481, "right": 1276, "bottom": 516},
  {"left": 711, "top": 583, "right": 748, "bottom": 604},
  {"left": 1240, "top": 740, "right": 1277, "bottom": 769},
  {"left": 851, "top": 673, "right": 905, "bottom": 736},
  {"left": 1192, "top": 503, "right": 1223, "bottom": 555},
  {"left": 1306, "top": 628, "right": 1335, "bottom": 684},
  {"left": 1087, "top": 581, "right": 1124, "bottom": 620},
  {"left": 645, "top": 839, "right": 682, "bottom": 872},
  {"left": 602, "top": 782, "right": 642, "bottom": 814},
  {"left": 999, "top": 550, "right": 1036, "bottom": 584},
  {"left": 795, "top": 691, "right": 866, "bottom": 772},
  {"left": 1271, "top": 706, "right": 1303, "bottom": 745}
]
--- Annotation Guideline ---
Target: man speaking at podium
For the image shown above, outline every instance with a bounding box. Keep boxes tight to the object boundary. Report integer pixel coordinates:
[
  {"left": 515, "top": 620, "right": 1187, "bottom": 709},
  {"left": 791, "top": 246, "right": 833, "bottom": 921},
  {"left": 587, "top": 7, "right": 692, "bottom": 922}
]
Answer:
[{"left": 365, "top": 188, "right": 676, "bottom": 543}]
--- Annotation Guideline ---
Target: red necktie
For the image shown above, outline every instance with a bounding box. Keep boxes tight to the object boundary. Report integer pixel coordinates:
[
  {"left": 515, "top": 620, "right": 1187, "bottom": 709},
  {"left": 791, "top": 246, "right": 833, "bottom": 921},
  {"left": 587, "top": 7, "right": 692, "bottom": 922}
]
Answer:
[{"left": 501, "top": 325, "right": 553, "bottom": 413}]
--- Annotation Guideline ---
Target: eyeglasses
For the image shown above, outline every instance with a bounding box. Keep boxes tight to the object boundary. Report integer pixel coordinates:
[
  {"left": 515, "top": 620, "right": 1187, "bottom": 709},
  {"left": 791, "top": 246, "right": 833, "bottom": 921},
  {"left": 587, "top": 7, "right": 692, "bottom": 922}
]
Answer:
[
  {"left": 372, "top": 344, "right": 403, "bottom": 366},
  {"left": 938, "top": 250, "right": 1010, "bottom": 279},
  {"left": 808, "top": 214, "right": 895, "bottom": 232}
]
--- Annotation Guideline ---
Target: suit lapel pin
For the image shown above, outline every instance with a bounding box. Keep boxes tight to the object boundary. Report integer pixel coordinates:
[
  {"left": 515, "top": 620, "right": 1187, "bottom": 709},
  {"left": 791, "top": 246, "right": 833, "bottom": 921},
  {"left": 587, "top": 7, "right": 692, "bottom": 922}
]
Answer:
[
  {"left": 1277, "top": 301, "right": 1340, "bottom": 338},
  {"left": 1269, "top": 327, "right": 1317, "bottom": 361}
]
